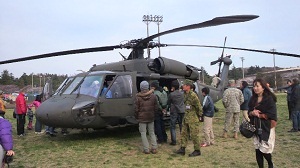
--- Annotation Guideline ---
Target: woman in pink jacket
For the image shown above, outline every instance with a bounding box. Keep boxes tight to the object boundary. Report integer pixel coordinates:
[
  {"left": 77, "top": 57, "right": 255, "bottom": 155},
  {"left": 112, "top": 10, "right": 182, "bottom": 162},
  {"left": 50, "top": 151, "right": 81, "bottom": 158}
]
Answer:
[{"left": 29, "top": 95, "right": 43, "bottom": 134}]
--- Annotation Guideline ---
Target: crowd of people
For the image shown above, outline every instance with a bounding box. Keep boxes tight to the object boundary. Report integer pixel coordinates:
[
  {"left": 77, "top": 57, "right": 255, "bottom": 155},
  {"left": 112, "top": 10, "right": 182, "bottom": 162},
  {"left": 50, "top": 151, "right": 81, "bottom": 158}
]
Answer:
[
  {"left": 0, "top": 76, "right": 299, "bottom": 166},
  {"left": 134, "top": 77, "right": 298, "bottom": 167}
]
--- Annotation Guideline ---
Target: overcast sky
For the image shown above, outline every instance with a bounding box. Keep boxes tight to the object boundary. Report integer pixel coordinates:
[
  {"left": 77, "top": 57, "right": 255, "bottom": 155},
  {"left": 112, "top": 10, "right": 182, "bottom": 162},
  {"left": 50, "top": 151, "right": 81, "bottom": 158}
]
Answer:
[{"left": 1, "top": 0, "right": 299, "bottom": 78}]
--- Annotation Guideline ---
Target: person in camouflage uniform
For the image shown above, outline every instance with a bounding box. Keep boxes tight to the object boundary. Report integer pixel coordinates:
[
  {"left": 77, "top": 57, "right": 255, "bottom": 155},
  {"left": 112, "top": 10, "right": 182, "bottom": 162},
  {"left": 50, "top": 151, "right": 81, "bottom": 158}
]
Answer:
[
  {"left": 176, "top": 79, "right": 202, "bottom": 157},
  {"left": 222, "top": 79, "right": 244, "bottom": 139}
]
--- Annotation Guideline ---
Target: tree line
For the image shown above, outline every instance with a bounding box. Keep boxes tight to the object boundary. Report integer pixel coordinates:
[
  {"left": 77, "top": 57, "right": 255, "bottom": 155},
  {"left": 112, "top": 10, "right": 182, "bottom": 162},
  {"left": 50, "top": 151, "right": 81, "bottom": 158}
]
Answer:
[{"left": 0, "top": 70, "right": 67, "bottom": 91}]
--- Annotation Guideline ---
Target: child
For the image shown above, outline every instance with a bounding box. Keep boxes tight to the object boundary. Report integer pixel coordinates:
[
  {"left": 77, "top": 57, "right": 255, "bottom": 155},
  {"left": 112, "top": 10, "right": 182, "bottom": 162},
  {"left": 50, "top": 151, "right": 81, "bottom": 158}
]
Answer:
[
  {"left": 201, "top": 87, "right": 215, "bottom": 147},
  {"left": 27, "top": 106, "right": 34, "bottom": 130}
]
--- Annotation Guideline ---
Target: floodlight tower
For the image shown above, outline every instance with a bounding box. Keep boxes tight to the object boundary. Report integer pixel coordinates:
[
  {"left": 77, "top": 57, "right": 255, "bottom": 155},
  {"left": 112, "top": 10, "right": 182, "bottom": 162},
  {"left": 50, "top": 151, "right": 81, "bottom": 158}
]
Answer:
[{"left": 143, "top": 15, "right": 163, "bottom": 58}]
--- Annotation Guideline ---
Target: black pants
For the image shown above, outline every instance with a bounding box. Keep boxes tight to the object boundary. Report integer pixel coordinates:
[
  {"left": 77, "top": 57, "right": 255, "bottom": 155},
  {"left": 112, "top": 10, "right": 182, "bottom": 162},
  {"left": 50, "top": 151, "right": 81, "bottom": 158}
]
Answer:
[
  {"left": 154, "top": 114, "right": 167, "bottom": 142},
  {"left": 17, "top": 114, "right": 26, "bottom": 135},
  {"left": 287, "top": 101, "right": 292, "bottom": 120},
  {"left": 255, "top": 149, "right": 273, "bottom": 168}
]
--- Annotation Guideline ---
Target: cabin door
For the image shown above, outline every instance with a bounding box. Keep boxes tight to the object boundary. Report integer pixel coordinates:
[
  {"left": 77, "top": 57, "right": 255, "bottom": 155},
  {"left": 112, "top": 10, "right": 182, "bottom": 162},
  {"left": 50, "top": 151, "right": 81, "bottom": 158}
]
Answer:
[{"left": 99, "top": 72, "right": 137, "bottom": 118}]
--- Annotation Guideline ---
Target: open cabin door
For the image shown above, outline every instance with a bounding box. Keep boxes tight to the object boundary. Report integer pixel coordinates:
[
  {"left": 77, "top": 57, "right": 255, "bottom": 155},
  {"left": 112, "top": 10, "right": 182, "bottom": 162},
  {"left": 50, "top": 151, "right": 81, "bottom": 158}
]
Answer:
[{"left": 99, "top": 72, "right": 137, "bottom": 118}]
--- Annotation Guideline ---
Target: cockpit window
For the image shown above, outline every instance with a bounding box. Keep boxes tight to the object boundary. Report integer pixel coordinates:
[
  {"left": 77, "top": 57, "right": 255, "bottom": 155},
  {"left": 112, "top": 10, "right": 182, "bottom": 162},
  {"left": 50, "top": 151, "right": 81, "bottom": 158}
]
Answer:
[
  {"left": 72, "top": 75, "right": 104, "bottom": 98},
  {"left": 63, "top": 77, "right": 84, "bottom": 94},
  {"left": 54, "top": 77, "right": 74, "bottom": 95}
]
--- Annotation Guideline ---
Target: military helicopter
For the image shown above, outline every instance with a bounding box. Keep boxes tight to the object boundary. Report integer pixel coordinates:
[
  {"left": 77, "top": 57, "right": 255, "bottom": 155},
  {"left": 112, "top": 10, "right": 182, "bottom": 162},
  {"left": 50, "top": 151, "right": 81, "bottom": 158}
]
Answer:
[{"left": 1, "top": 15, "right": 299, "bottom": 129}]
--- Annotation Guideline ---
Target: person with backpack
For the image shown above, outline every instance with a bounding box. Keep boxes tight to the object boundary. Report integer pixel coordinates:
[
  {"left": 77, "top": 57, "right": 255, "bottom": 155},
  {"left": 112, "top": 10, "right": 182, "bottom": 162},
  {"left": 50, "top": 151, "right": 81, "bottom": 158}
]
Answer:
[{"left": 150, "top": 80, "right": 168, "bottom": 144}]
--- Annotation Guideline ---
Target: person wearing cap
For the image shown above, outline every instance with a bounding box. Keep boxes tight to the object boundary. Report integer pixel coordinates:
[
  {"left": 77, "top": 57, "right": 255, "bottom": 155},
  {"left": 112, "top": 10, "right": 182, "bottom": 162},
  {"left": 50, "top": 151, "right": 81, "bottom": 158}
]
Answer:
[
  {"left": 222, "top": 79, "right": 244, "bottom": 139},
  {"left": 0, "top": 90, "right": 6, "bottom": 114},
  {"left": 168, "top": 80, "right": 185, "bottom": 146},
  {"left": 15, "top": 88, "right": 27, "bottom": 136},
  {"left": 176, "top": 79, "right": 202, "bottom": 157},
  {"left": 0, "top": 111, "right": 15, "bottom": 167},
  {"left": 135, "top": 81, "right": 158, "bottom": 154},
  {"left": 150, "top": 80, "right": 168, "bottom": 144}
]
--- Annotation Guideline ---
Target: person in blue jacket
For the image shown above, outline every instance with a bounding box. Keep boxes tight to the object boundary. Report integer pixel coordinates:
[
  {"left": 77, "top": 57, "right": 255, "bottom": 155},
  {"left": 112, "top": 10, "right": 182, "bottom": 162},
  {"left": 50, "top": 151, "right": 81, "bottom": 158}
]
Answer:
[{"left": 200, "top": 87, "right": 215, "bottom": 147}]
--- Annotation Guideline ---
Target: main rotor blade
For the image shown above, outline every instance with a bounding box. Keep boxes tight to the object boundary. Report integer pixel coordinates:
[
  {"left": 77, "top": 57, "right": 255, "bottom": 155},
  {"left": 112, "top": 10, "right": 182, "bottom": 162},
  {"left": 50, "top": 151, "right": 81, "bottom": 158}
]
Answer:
[
  {"left": 138, "top": 15, "right": 259, "bottom": 46},
  {"left": 0, "top": 45, "right": 121, "bottom": 65},
  {"left": 163, "top": 44, "right": 300, "bottom": 58}
]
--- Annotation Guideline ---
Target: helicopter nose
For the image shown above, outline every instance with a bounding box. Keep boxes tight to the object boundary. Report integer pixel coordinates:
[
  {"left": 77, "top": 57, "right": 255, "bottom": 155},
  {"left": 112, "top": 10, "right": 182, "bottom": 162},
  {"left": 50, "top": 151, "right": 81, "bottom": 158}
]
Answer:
[{"left": 36, "top": 96, "right": 76, "bottom": 127}]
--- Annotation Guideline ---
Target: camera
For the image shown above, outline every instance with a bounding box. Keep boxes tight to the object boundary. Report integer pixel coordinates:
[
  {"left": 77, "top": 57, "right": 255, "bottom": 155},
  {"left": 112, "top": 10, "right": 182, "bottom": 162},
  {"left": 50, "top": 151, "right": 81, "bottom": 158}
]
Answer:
[
  {"left": 257, "top": 128, "right": 263, "bottom": 135},
  {"left": 4, "top": 155, "right": 13, "bottom": 164}
]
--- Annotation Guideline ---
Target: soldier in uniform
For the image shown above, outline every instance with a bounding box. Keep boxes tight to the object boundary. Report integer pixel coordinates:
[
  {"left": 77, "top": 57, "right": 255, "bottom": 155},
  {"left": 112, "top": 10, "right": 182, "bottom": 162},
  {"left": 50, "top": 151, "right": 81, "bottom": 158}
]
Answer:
[
  {"left": 222, "top": 79, "right": 244, "bottom": 139},
  {"left": 176, "top": 79, "right": 202, "bottom": 157}
]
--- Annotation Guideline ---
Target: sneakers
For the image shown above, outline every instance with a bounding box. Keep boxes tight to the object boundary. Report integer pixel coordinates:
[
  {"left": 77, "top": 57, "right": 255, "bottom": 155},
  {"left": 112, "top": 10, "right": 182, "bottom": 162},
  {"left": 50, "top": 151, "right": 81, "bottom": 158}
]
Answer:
[
  {"left": 143, "top": 150, "right": 150, "bottom": 154},
  {"left": 18, "top": 134, "right": 25, "bottom": 137},
  {"left": 188, "top": 150, "right": 201, "bottom": 157},
  {"left": 200, "top": 143, "right": 210, "bottom": 147},
  {"left": 35, "top": 132, "right": 43, "bottom": 135}
]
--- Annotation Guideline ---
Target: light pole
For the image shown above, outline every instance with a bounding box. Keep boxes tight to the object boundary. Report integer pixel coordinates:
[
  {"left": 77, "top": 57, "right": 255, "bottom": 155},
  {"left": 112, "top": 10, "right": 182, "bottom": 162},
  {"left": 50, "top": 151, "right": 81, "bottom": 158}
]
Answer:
[
  {"left": 31, "top": 73, "right": 33, "bottom": 90},
  {"left": 201, "top": 66, "right": 205, "bottom": 84},
  {"left": 143, "top": 15, "right": 151, "bottom": 58},
  {"left": 154, "top": 15, "right": 163, "bottom": 57},
  {"left": 270, "top": 49, "right": 277, "bottom": 90},
  {"left": 240, "top": 57, "right": 245, "bottom": 79},
  {"left": 39, "top": 75, "right": 42, "bottom": 92}
]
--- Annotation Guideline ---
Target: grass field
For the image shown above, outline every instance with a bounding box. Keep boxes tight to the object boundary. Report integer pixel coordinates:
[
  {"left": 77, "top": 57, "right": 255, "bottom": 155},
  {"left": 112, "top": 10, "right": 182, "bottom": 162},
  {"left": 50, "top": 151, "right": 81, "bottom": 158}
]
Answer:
[{"left": 5, "top": 93, "right": 300, "bottom": 168}]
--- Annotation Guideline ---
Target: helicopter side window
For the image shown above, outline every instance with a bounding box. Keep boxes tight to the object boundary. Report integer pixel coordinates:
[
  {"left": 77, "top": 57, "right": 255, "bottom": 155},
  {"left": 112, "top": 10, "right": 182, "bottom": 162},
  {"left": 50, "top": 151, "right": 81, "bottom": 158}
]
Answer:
[
  {"left": 108, "top": 75, "right": 132, "bottom": 99},
  {"left": 100, "top": 75, "right": 115, "bottom": 98}
]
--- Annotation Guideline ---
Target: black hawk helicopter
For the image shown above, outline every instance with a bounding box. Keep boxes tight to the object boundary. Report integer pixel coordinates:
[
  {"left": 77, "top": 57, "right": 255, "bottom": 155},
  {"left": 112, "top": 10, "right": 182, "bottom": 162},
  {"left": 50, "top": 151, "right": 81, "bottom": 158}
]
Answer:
[{"left": 1, "top": 15, "right": 299, "bottom": 129}]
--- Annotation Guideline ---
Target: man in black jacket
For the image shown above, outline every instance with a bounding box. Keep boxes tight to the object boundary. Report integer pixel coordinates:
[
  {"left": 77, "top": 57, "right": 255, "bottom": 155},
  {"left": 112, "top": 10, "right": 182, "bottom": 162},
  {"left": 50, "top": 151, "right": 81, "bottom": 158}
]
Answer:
[
  {"left": 168, "top": 80, "right": 185, "bottom": 145},
  {"left": 289, "top": 78, "right": 300, "bottom": 132}
]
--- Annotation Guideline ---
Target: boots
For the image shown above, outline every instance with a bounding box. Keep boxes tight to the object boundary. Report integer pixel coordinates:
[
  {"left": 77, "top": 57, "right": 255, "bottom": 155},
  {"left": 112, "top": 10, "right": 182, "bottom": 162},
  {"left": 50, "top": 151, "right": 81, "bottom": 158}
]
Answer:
[
  {"left": 233, "top": 132, "right": 238, "bottom": 139},
  {"left": 175, "top": 147, "right": 185, "bottom": 155},
  {"left": 188, "top": 150, "right": 201, "bottom": 157},
  {"left": 222, "top": 131, "right": 228, "bottom": 138},
  {"left": 27, "top": 121, "right": 33, "bottom": 130}
]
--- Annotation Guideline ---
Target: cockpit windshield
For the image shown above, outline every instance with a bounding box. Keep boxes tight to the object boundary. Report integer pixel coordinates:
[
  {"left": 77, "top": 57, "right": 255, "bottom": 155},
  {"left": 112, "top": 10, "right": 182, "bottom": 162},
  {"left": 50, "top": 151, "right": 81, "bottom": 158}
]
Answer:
[
  {"left": 53, "top": 77, "right": 74, "bottom": 95},
  {"left": 72, "top": 75, "right": 104, "bottom": 98}
]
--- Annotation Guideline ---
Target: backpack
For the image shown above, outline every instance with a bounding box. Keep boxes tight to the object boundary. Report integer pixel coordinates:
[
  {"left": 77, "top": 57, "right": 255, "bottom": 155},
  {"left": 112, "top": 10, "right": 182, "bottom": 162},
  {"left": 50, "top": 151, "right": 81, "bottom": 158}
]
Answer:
[{"left": 156, "top": 90, "right": 168, "bottom": 109}]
